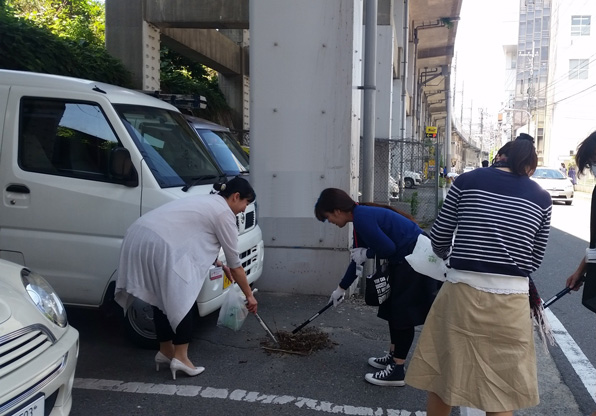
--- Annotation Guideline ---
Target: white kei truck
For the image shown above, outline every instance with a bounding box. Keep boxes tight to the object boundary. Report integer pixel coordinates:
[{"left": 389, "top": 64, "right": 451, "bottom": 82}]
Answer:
[{"left": 0, "top": 70, "right": 264, "bottom": 347}]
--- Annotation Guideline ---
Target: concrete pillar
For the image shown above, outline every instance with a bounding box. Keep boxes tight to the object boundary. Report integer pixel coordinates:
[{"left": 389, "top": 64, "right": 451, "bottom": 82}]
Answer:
[
  {"left": 373, "top": 4, "right": 394, "bottom": 204},
  {"left": 219, "top": 29, "right": 250, "bottom": 131},
  {"left": 391, "top": 0, "right": 413, "bottom": 188},
  {"left": 250, "top": 0, "right": 363, "bottom": 295},
  {"left": 105, "top": 0, "right": 160, "bottom": 90}
]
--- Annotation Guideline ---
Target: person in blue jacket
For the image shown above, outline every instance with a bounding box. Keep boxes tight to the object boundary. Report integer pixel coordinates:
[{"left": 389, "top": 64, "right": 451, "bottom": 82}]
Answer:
[{"left": 314, "top": 188, "right": 440, "bottom": 387}]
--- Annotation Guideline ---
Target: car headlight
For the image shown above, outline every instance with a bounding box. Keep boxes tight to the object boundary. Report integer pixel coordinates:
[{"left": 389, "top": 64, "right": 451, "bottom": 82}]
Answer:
[{"left": 21, "top": 269, "right": 67, "bottom": 327}]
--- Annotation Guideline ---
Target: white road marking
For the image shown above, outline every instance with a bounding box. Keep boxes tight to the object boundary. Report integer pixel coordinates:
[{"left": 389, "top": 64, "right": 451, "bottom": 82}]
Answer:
[
  {"left": 547, "top": 308, "right": 596, "bottom": 403},
  {"left": 74, "top": 378, "right": 426, "bottom": 415}
]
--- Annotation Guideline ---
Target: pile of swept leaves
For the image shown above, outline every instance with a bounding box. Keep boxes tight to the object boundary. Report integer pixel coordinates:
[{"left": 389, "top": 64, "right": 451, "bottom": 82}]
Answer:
[{"left": 261, "top": 327, "right": 336, "bottom": 356}]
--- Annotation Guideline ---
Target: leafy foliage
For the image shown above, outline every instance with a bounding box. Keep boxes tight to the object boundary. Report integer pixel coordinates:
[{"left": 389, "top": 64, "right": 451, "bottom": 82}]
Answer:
[
  {"left": 160, "top": 47, "right": 230, "bottom": 119},
  {"left": 0, "top": 11, "right": 132, "bottom": 86},
  {"left": 5, "top": 0, "right": 105, "bottom": 45},
  {"left": 0, "top": 1, "right": 230, "bottom": 120}
]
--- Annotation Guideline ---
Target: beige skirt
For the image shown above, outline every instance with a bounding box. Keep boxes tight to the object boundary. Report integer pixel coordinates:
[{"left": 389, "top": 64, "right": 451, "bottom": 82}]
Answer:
[{"left": 405, "top": 281, "right": 539, "bottom": 412}]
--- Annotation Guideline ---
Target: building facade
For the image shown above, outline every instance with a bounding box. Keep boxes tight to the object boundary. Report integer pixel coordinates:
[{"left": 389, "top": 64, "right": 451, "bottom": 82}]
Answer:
[{"left": 545, "top": 1, "right": 596, "bottom": 166}]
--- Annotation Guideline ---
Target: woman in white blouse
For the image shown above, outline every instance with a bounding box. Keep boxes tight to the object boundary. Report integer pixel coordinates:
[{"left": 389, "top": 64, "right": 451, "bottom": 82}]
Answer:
[{"left": 115, "top": 177, "right": 258, "bottom": 379}]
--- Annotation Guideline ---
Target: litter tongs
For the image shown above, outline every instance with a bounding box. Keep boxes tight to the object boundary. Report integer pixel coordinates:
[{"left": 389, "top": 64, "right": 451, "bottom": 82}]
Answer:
[{"left": 248, "top": 288, "right": 279, "bottom": 346}]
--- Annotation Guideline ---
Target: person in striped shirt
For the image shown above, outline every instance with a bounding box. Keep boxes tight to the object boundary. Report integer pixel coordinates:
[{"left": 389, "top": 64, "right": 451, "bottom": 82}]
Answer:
[{"left": 405, "top": 135, "right": 552, "bottom": 416}]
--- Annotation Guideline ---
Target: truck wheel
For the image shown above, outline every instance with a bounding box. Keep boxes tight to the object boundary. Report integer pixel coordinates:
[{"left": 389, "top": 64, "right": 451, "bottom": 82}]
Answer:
[
  {"left": 404, "top": 178, "right": 414, "bottom": 188},
  {"left": 124, "top": 298, "right": 158, "bottom": 349}
]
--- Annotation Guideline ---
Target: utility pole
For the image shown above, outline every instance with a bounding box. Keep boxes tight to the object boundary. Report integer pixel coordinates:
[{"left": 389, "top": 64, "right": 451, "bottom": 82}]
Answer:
[
  {"left": 469, "top": 99, "right": 473, "bottom": 137},
  {"left": 452, "top": 53, "right": 457, "bottom": 107},
  {"left": 460, "top": 81, "right": 464, "bottom": 124},
  {"left": 518, "top": 48, "right": 538, "bottom": 139}
]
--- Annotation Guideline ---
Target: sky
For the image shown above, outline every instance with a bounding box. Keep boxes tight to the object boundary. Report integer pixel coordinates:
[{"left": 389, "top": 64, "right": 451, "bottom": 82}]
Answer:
[{"left": 453, "top": 0, "right": 520, "bottom": 118}]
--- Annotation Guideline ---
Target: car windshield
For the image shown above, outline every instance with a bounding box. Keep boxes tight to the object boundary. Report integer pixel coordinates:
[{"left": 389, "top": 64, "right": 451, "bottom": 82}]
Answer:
[
  {"left": 115, "top": 105, "right": 222, "bottom": 188},
  {"left": 196, "top": 129, "right": 249, "bottom": 175},
  {"left": 532, "top": 168, "right": 565, "bottom": 179}
]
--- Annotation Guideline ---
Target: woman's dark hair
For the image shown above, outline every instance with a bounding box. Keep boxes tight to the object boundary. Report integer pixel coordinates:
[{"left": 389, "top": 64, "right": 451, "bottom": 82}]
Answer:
[
  {"left": 575, "top": 131, "right": 596, "bottom": 178},
  {"left": 506, "top": 134, "right": 538, "bottom": 176},
  {"left": 314, "top": 188, "right": 356, "bottom": 221},
  {"left": 214, "top": 177, "right": 256, "bottom": 203},
  {"left": 492, "top": 141, "right": 513, "bottom": 164},
  {"left": 314, "top": 188, "right": 416, "bottom": 223}
]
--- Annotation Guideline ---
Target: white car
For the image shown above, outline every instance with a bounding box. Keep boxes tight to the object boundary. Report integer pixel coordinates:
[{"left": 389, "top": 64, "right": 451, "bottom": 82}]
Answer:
[
  {"left": 0, "top": 260, "right": 79, "bottom": 416},
  {"left": 531, "top": 167, "right": 574, "bottom": 205},
  {"left": 402, "top": 171, "right": 422, "bottom": 188},
  {"left": 462, "top": 166, "right": 475, "bottom": 174}
]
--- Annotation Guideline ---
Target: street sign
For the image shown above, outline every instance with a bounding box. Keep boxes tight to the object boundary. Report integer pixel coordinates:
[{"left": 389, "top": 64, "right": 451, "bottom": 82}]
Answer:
[{"left": 425, "top": 126, "right": 437, "bottom": 138}]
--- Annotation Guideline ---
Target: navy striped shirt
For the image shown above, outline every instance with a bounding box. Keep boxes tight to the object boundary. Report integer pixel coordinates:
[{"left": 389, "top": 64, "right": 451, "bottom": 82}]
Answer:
[{"left": 431, "top": 168, "right": 552, "bottom": 277}]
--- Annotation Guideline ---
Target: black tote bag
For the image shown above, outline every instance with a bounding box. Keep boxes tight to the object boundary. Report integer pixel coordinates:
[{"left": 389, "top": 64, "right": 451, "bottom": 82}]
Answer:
[{"left": 365, "top": 257, "right": 391, "bottom": 306}]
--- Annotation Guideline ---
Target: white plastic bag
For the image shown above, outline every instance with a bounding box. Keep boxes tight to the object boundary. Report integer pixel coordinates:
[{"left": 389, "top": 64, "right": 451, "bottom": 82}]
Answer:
[
  {"left": 217, "top": 284, "right": 249, "bottom": 331},
  {"left": 405, "top": 234, "right": 447, "bottom": 282}
]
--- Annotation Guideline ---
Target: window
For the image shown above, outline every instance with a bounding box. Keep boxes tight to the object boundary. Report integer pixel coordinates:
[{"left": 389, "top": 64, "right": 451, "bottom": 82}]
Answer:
[
  {"left": 569, "top": 59, "right": 589, "bottom": 79},
  {"left": 571, "top": 16, "right": 591, "bottom": 36},
  {"left": 19, "top": 98, "right": 123, "bottom": 182}
]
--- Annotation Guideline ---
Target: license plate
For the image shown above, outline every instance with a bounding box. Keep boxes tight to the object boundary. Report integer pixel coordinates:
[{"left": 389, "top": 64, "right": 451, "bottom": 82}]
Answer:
[
  {"left": 223, "top": 275, "right": 232, "bottom": 289},
  {"left": 10, "top": 394, "right": 44, "bottom": 416}
]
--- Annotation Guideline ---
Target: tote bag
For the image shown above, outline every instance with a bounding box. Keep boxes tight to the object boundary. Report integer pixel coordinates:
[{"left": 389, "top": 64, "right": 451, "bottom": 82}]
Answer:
[{"left": 365, "top": 257, "right": 391, "bottom": 306}]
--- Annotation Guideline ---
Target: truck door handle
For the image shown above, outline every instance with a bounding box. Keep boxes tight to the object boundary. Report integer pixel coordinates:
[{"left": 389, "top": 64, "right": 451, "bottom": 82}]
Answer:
[{"left": 6, "top": 185, "right": 30, "bottom": 194}]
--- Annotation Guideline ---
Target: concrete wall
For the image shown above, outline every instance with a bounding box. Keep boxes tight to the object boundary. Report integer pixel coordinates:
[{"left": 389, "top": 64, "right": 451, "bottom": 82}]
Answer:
[
  {"left": 105, "top": 0, "right": 146, "bottom": 89},
  {"left": 250, "top": 0, "right": 363, "bottom": 295}
]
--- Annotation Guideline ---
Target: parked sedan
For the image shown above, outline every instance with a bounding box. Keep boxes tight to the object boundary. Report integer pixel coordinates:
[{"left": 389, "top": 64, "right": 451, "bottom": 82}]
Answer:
[
  {"left": 530, "top": 167, "right": 574, "bottom": 205},
  {"left": 0, "top": 260, "right": 79, "bottom": 416}
]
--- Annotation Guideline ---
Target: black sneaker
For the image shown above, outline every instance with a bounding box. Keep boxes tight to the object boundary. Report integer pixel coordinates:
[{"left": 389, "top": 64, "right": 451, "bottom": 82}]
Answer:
[
  {"left": 364, "top": 363, "right": 405, "bottom": 387},
  {"left": 367, "top": 351, "right": 394, "bottom": 369}
]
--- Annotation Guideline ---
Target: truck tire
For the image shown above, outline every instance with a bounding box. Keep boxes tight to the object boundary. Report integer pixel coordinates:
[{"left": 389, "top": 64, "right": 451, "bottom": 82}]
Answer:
[
  {"left": 124, "top": 298, "right": 158, "bottom": 349},
  {"left": 404, "top": 178, "right": 414, "bottom": 188}
]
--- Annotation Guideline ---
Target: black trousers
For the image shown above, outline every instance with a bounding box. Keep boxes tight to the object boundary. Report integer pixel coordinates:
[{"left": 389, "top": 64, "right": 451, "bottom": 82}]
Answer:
[
  {"left": 388, "top": 324, "right": 415, "bottom": 360},
  {"left": 152, "top": 306, "right": 194, "bottom": 345}
]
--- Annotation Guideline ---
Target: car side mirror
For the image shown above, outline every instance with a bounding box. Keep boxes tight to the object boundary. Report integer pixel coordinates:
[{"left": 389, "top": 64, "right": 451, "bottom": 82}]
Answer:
[{"left": 110, "top": 147, "right": 138, "bottom": 187}]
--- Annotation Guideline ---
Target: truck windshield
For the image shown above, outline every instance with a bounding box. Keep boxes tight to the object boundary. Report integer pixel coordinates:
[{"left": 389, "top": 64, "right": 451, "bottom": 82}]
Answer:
[
  {"left": 115, "top": 105, "right": 222, "bottom": 188},
  {"left": 197, "top": 129, "right": 249, "bottom": 175}
]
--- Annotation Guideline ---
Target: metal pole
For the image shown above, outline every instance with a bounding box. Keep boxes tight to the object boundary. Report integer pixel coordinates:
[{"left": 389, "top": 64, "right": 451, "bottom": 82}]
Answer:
[
  {"left": 445, "top": 68, "right": 452, "bottom": 180},
  {"left": 435, "top": 129, "right": 440, "bottom": 218},
  {"left": 399, "top": 0, "right": 409, "bottom": 198},
  {"left": 361, "top": 0, "right": 377, "bottom": 203},
  {"left": 359, "top": 0, "right": 378, "bottom": 294}
]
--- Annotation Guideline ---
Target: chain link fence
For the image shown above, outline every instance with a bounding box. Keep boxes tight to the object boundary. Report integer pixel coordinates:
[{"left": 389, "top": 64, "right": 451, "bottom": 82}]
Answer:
[
  {"left": 374, "top": 138, "right": 444, "bottom": 228},
  {"left": 238, "top": 131, "right": 444, "bottom": 227}
]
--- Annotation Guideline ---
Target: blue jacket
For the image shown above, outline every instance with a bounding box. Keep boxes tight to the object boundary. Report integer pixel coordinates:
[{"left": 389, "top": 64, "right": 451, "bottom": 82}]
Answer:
[{"left": 339, "top": 204, "right": 422, "bottom": 289}]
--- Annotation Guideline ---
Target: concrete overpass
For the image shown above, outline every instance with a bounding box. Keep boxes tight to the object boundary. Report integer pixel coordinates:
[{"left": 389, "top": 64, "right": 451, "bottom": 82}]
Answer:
[{"left": 106, "top": 0, "right": 461, "bottom": 139}]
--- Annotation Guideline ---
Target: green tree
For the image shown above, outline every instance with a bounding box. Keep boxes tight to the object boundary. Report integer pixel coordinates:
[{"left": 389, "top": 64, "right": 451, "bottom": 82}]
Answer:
[
  {"left": 160, "top": 46, "right": 230, "bottom": 120},
  {"left": 1, "top": 1, "right": 230, "bottom": 122},
  {"left": 5, "top": 0, "right": 105, "bottom": 45},
  {"left": 0, "top": 9, "right": 131, "bottom": 86}
]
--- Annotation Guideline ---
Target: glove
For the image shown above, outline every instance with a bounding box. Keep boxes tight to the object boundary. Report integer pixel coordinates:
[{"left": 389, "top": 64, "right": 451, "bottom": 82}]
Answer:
[
  {"left": 350, "top": 247, "right": 368, "bottom": 264},
  {"left": 329, "top": 286, "right": 346, "bottom": 307}
]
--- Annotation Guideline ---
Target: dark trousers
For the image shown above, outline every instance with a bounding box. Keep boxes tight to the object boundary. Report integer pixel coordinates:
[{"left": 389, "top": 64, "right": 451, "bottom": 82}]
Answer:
[
  {"left": 388, "top": 325, "right": 415, "bottom": 360},
  {"left": 152, "top": 306, "right": 193, "bottom": 345}
]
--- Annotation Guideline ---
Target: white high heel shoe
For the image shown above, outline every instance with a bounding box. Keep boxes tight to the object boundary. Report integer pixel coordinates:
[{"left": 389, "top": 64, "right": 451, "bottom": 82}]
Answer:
[
  {"left": 170, "top": 358, "right": 205, "bottom": 380},
  {"left": 154, "top": 351, "right": 171, "bottom": 372}
]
